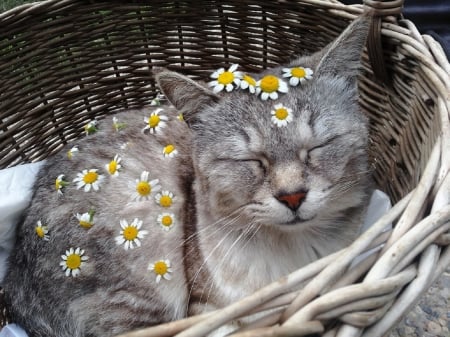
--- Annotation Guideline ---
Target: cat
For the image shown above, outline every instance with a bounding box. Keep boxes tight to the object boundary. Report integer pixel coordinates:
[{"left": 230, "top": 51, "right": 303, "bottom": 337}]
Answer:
[{"left": 3, "top": 15, "right": 371, "bottom": 337}]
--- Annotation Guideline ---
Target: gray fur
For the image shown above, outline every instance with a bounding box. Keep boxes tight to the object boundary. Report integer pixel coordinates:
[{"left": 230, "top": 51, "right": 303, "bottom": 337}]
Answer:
[{"left": 3, "top": 16, "right": 371, "bottom": 337}]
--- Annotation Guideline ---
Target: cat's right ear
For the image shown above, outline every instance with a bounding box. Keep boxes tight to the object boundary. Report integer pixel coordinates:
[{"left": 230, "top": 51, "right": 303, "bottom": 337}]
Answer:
[
  {"left": 155, "top": 69, "right": 220, "bottom": 124},
  {"left": 315, "top": 14, "right": 371, "bottom": 79}
]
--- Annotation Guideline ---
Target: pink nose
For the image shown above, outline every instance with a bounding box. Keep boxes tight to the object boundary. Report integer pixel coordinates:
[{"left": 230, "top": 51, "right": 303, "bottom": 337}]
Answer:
[{"left": 276, "top": 191, "right": 307, "bottom": 211}]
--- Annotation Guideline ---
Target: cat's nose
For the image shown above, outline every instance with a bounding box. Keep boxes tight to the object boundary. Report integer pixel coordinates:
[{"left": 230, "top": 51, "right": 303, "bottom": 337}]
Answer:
[{"left": 276, "top": 190, "right": 308, "bottom": 211}]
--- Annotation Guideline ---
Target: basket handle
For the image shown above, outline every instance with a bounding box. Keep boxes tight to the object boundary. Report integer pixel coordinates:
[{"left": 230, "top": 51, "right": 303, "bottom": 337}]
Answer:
[{"left": 363, "top": 0, "right": 404, "bottom": 85}]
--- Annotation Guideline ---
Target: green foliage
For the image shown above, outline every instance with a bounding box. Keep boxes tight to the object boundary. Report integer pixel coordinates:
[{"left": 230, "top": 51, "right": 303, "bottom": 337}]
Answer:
[{"left": 1, "top": 0, "right": 37, "bottom": 12}]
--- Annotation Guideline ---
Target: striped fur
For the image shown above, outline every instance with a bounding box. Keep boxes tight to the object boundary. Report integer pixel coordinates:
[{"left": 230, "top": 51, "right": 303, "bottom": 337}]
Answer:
[{"left": 3, "top": 16, "right": 371, "bottom": 337}]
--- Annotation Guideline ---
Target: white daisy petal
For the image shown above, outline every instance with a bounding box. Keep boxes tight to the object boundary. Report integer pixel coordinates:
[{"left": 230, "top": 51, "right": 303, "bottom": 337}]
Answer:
[
  {"left": 213, "top": 84, "right": 224, "bottom": 93},
  {"left": 289, "top": 77, "right": 299, "bottom": 86},
  {"left": 116, "top": 218, "right": 148, "bottom": 250},
  {"left": 208, "top": 64, "right": 241, "bottom": 93},
  {"left": 229, "top": 63, "right": 239, "bottom": 72},
  {"left": 60, "top": 247, "right": 88, "bottom": 277},
  {"left": 271, "top": 103, "right": 293, "bottom": 128},
  {"left": 283, "top": 67, "right": 314, "bottom": 86},
  {"left": 73, "top": 168, "right": 104, "bottom": 193},
  {"left": 148, "top": 259, "right": 173, "bottom": 283},
  {"left": 278, "top": 81, "right": 288, "bottom": 93},
  {"left": 143, "top": 109, "right": 168, "bottom": 134},
  {"left": 256, "top": 75, "right": 288, "bottom": 100},
  {"left": 208, "top": 80, "right": 219, "bottom": 87}
]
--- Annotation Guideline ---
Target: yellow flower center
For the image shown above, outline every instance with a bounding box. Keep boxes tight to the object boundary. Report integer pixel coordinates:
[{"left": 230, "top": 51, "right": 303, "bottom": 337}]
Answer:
[
  {"left": 178, "top": 113, "right": 184, "bottom": 121},
  {"left": 136, "top": 181, "right": 151, "bottom": 196},
  {"left": 243, "top": 74, "right": 256, "bottom": 86},
  {"left": 161, "top": 215, "right": 173, "bottom": 227},
  {"left": 275, "top": 108, "right": 289, "bottom": 120},
  {"left": 259, "top": 75, "right": 279, "bottom": 93},
  {"left": 153, "top": 261, "right": 168, "bottom": 275},
  {"left": 148, "top": 114, "right": 160, "bottom": 128},
  {"left": 55, "top": 179, "right": 61, "bottom": 190},
  {"left": 291, "top": 67, "right": 306, "bottom": 78},
  {"left": 35, "top": 226, "right": 46, "bottom": 238},
  {"left": 67, "top": 151, "right": 73, "bottom": 159},
  {"left": 66, "top": 254, "right": 81, "bottom": 270},
  {"left": 79, "top": 221, "right": 93, "bottom": 229},
  {"left": 123, "top": 226, "right": 138, "bottom": 241},
  {"left": 108, "top": 161, "right": 117, "bottom": 174},
  {"left": 159, "top": 195, "right": 173, "bottom": 207},
  {"left": 163, "top": 144, "right": 175, "bottom": 155},
  {"left": 217, "top": 71, "right": 234, "bottom": 85},
  {"left": 83, "top": 171, "right": 98, "bottom": 184}
]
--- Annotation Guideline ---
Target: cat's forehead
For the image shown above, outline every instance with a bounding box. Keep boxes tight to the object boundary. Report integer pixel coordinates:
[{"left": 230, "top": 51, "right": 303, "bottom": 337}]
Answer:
[
  {"left": 205, "top": 85, "right": 359, "bottom": 162},
  {"left": 204, "top": 93, "right": 316, "bottom": 156}
]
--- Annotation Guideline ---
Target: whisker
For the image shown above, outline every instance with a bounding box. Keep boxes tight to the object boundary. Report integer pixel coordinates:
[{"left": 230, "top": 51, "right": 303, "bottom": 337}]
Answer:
[
  {"left": 166, "top": 206, "right": 246, "bottom": 258},
  {"left": 185, "top": 210, "right": 248, "bottom": 313},
  {"left": 179, "top": 210, "right": 245, "bottom": 268},
  {"left": 201, "top": 221, "right": 257, "bottom": 307},
  {"left": 203, "top": 224, "right": 263, "bottom": 310}
]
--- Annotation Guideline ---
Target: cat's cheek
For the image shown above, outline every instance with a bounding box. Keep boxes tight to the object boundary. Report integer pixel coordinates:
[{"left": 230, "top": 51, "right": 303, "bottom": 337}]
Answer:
[
  {"left": 309, "top": 155, "right": 346, "bottom": 183},
  {"left": 299, "top": 190, "right": 327, "bottom": 218}
]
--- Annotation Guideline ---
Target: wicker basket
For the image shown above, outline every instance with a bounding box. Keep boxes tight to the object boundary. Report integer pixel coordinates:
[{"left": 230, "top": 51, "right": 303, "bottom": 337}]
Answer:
[{"left": 0, "top": 1, "right": 449, "bottom": 336}]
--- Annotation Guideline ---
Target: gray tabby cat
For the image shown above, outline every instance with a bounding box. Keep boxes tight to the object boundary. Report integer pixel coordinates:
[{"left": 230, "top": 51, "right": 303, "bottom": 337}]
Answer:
[{"left": 3, "top": 16, "right": 371, "bottom": 337}]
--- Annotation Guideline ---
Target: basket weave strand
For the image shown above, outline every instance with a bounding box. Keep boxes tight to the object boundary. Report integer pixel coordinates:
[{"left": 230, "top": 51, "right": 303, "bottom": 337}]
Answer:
[{"left": 0, "top": 0, "right": 449, "bottom": 336}]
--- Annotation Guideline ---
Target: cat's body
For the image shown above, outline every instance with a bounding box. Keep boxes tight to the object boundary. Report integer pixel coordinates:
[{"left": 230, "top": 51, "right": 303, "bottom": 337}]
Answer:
[{"left": 4, "top": 16, "right": 372, "bottom": 337}]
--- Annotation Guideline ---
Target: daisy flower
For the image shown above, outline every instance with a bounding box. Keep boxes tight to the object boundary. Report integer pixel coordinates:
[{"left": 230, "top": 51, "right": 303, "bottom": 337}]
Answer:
[
  {"left": 35, "top": 220, "right": 49, "bottom": 241},
  {"left": 60, "top": 247, "right": 89, "bottom": 277},
  {"left": 73, "top": 169, "right": 105, "bottom": 192},
  {"left": 133, "top": 171, "right": 160, "bottom": 201},
  {"left": 148, "top": 259, "right": 172, "bottom": 283},
  {"left": 67, "top": 146, "right": 79, "bottom": 160},
  {"left": 76, "top": 209, "right": 95, "bottom": 229},
  {"left": 115, "top": 218, "right": 148, "bottom": 250},
  {"left": 208, "top": 64, "right": 242, "bottom": 93},
  {"left": 155, "top": 191, "right": 175, "bottom": 208},
  {"left": 112, "top": 117, "right": 126, "bottom": 131},
  {"left": 282, "top": 67, "right": 313, "bottom": 86},
  {"left": 150, "top": 93, "right": 165, "bottom": 106},
  {"left": 240, "top": 74, "right": 257, "bottom": 94},
  {"left": 55, "top": 174, "right": 69, "bottom": 195},
  {"left": 157, "top": 213, "right": 175, "bottom": 231},
  {"left": 271, "top": 103, "right": 293, "bottom": 127},
  {"left": 143, "top": 108, "right": 168, "bottom": 134},
  {"left": 256, "top": 75, "right": 288, "bottom": 100},
  {"left": 84, "top": 120, "right": 98, "bottom": 135},
  {"left": 105, "top": 154, "right": 122, "bottom": 176},
  {"left": 163, "top": 144, "right": 178, "bottom": 158}
]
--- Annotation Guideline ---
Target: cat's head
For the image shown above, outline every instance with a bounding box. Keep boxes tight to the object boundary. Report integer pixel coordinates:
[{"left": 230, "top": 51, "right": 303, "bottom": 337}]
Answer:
[{"left": 157, "top": 16, "right": 372, "bottom": 233}]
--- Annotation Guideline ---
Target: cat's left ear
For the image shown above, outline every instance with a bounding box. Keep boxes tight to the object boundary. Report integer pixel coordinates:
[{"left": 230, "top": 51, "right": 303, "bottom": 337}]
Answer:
[
  {"left": 315, "top": 14, "right": 371, "bottom": 79},
  {"left": 155, "top": 69, "right": 220, "bottom": 123}
]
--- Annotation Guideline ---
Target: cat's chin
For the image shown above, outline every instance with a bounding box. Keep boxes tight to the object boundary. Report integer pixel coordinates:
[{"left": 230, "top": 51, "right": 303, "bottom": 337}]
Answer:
[
  {"left": 265, "top": 215, "right": 317, "bottom": 231},
  {"left": 284, "top": 215, "right": 316, "bottom": 225}
]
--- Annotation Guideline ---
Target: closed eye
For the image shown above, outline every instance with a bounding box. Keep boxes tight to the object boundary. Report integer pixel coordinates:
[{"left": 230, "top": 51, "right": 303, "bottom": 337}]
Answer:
[
  {"left": 308, "top": 134, "right": 343, "bottom": 152},
  {"left": 238, "top": 159, "right": 267, "bottom": 174}
]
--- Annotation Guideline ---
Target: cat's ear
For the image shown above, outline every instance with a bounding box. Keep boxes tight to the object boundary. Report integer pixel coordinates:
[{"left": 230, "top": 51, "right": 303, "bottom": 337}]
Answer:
[
  {"left": 155, "top": 69, "right": 220, "bottom": 123},
  {"left": 315, "top": 15, "right": 371, "bottom": 78}
]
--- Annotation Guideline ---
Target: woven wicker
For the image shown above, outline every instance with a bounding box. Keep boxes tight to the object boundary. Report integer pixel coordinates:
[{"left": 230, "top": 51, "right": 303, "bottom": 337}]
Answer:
[{"left": 0, "top": 0, "right": 449, "bottom": 336}]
